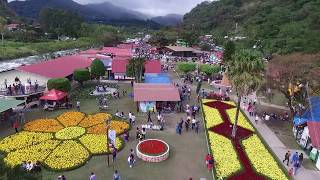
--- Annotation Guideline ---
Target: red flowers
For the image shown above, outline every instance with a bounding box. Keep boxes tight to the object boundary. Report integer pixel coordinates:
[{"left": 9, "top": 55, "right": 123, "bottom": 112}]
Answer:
[{"left": 139, "top": 140, "right": 167, "bottom": 155}]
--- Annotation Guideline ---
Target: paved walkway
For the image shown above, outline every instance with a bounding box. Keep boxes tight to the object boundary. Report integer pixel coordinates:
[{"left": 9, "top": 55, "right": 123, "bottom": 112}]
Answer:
[{"left": 237, "top": 96, "right": 320, "bottom": 180}]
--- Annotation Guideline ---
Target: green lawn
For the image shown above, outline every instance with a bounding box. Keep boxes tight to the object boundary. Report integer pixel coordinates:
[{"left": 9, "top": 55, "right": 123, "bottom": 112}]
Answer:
[
  {"left": 0, "top": 82, "right": 211, "bottom": 180},
  {"left": 0, "top": 37, "right": 98, "bottom": 60}
]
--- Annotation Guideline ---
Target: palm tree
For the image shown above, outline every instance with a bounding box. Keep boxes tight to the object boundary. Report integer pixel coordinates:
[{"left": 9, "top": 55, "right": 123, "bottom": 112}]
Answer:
[{"left": 227, "top": 49, "right": 265, "bottom": 138}]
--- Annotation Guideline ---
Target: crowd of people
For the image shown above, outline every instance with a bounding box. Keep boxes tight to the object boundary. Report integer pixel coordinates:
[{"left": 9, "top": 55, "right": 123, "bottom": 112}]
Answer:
[
  {"left": 3, "top": 77, "right": 40, "bottom": 96},
  {"left": 282, "top": 151, "right": 304, "bottom": 176},
  {"left": 21, "top": 161, "right": 41, "bottom": 173}
]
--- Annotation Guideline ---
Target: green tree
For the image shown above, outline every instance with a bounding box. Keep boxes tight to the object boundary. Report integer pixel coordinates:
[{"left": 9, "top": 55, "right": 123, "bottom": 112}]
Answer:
[
  {"left": 223, "top": 40, "right": 235, "bottom": 62},
  {"left": 47, "top": 78, "right": 71, "bottom": 92},
  {"left": 90, "top": 59, "right": 106, "bottom": 79},
  {"left": 200, "top": 64, "right": 220, "bottom": 77},
  {"left": 180, "top": 30, "right": 199, "bottom": 47},
  {"left": 177, "top": 62, "right": 196, "bottom": 74},
  {"left": 126, "top": 57, "right": 146, "bottom": 82},
  {"left": 227, "top": 49, "right": 264, "bottom": 138},
  {"left": 149, "top": 28, "right": 178, "bottom": 46},
  {"left": 0, "top": 16, "right": 6, "bottom": 46},
  {"left": 39, "top": 8, "right": 83, "bottom": 38},
  {"left": 73, "top": 69, "right": 90, "bottom": 86}
]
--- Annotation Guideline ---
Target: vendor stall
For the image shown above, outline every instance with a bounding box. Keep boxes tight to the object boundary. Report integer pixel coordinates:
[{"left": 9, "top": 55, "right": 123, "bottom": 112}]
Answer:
[
  {"left": 40, "top": 89, "right": 70, "bottom": 110},
  {"left": 133, "top": 83, "right": 181, "bottom": 112}
]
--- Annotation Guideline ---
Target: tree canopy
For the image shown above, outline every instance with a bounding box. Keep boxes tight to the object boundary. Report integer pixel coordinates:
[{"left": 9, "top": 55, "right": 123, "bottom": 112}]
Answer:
[
  {"left": 39, "top": 8, "right": 83, "bottom": 38},
  {"left": 177, "top": 62, "right": 196, "bottom": 74},
  {"left": 126, "top": 57, "right": 146, "bottom": 82},
  {"left": 47, "top": 78, "right": 71, "bottom": 92},
  {"left": 73, "top": 69, "right": 90, "bottom": 86},
  {"left": 199, "top": 64, "right": 220, "bottom": 76},
  {"left": 90, "top": 59, "right": 106, "bottom": 79}
]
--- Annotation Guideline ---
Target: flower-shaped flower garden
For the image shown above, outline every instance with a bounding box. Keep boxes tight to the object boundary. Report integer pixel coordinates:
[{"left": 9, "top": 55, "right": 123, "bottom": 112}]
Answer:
[{"left": 0, "top": 112, "right": 130, "bottom": 171}]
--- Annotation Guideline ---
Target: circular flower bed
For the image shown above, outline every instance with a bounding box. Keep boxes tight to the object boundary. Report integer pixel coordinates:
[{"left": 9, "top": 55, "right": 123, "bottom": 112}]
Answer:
[
  {"left": 136, "top": 139, "right": 169, "bottom": 163},
  {"left": 0, "top": 112, "right": 130, "bottom": 171}
]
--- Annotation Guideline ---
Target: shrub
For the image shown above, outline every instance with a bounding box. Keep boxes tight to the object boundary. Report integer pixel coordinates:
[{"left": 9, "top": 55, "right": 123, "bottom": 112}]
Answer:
[
  {"left": 73, "top": 69, "right": 90, "bottom": 86},
  {"left": 47, "top": 78, "right": 71, "bottom": 92},
  {"left": 200, "top": 64, "right": 220, "bottom": 76},
  {"left": 90, "top": 59, "right": 105, "bottom": 79},
  {"left": 177, "top": 62, "right": 196, "bottom": 74}
]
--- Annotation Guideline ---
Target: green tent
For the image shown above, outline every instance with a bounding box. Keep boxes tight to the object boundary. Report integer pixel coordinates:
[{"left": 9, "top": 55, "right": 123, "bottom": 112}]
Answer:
[{"left": 0, "top": 98, "right": 25, "bottom": 113}]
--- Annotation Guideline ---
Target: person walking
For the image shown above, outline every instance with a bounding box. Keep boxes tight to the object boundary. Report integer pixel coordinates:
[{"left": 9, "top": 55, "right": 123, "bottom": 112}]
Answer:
[
  {"left": 191, "top": 118, "right": 196, "bottom": 130},
  {"left": 13, "top": 120, "right": 19, "bottom": 133},
  {"left": 89, "top": 172, "right": 96, "bottom": 180},
  {"left": 291, "top": 152, "right": 299, "bottom": 164},
  {"left": 76, "top": 101, "right": 80, "bottom": 111},
  {"left": 112, "top": 147, "right": 117, "bottom": 162},
  {"left": 113, "top": 170, "right": 121, "bottom": 180},
  {"left": 128, "top": 153, "right": 135, "bottom": 168},
  {"left": 282, "top": 151, "right": 291, "bottom": 166},
  {"left": 299, "top": 153, "right": 304, "bottom": 165},
  {"left": 185, "top": 119, "right": 190, "bottom": 131},
  {"left": 128, "top": 112, "right": 132, "bottom": 124},
  {"left": 195, "top": 120, "right": 199, "bottom": 133},
  {"left": 147, "top": 111, "right": 152, "bottom": 122},
  {"left": 131, "top": 113, "right": 136, "bottom": 125}
]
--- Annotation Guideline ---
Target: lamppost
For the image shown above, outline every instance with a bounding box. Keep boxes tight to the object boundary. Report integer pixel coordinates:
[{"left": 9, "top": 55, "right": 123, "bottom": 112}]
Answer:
[{"left": 106, "top": 118, "right": 110, "bottom": 166}]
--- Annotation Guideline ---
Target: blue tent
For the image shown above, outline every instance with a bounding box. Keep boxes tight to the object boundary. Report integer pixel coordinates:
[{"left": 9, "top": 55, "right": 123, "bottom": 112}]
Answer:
[
  {"left": 144, "top": 73, "right": 171, "bottom": 84},
  {"left": 293, "top": 96, "right": 320, "bottom": 126}
]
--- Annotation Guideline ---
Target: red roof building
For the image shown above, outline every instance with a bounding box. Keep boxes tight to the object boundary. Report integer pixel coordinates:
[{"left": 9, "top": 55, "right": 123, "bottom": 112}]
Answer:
[
  {"left": 17, "top": 55, "right": 92, "bottom": 78},
  {"left": 145, "top": 60, "right": 162, "bottom": 74},
  {"left": 111, "top": 58, "right": 129, "bottom": 74},
  {"left": 101, "top": 47, "right": 132, "bottom": 58},
  {"left": 134, "top": 83, "right": 180, "bottom": 102}
]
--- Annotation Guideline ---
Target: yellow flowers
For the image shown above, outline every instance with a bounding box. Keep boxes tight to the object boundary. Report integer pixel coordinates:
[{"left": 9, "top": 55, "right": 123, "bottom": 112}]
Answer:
[
  {"left": 242, "top": 135, "right": 288, "bottom": 180},
  {"left": 80, "top": 135, "right": 123, "bottom": 154},
  {"left": 87, "top": 120, "right": 129, "bottom": 135},
  {"left": 56, "top": 111, "right": 85, "bottom": 127},
  {"left": 24, "top": 119, "right": 64, "bottom": 132},
  {"left": 0, "top": 132, "right": 53, "bottom": 153},
  {"left": 79, "top": 113, "right": 111, "bottom": 127},
  {"left": 0, "top": 112, "right": 129, "bottom": 171},
  {"left": 55, "top": 127, "right": 86, "bottom": 140},
  {"left": 4, "top": 140, "right": 60, "bottom": 167},
  {"left": 226, "top": 108, "right": 255, "bottom": 132},
  {"left": 203, "top": 105, "right": 224, "bottom": 128},
  {"left": 44, "top": 140, "right": 89, "bottom": 170},
  {"left": 208, "top": 132, "right": 241, "bottom": 178}
]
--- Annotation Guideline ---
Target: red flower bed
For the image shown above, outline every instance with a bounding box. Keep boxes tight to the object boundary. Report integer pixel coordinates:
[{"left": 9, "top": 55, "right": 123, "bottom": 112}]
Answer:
[
  {"left": 138, "top": 140, "right": 167, "bottom": 156},
  {"left": 204, "top": 101, "right": 265, "bottom": 180}
]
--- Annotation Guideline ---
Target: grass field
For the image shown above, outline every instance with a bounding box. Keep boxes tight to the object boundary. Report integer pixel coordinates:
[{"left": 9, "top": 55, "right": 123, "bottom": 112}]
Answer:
[{"left": 0, "top": 82, "right": 211, "bottom": 180}]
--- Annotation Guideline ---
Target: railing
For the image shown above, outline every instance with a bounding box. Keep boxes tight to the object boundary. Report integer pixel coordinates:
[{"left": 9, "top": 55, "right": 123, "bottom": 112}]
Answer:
[{"left": 0, "top": 85, "right": 46, "bottom": 97}]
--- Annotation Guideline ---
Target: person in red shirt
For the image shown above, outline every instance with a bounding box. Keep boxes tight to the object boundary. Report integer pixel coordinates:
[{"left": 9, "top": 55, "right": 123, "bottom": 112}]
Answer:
[
  {"left": 13, "top": 121, "right": 19, "bottom": 133},
  {"left": 205, "top": 154, "right": 214, "bottom": 170}
]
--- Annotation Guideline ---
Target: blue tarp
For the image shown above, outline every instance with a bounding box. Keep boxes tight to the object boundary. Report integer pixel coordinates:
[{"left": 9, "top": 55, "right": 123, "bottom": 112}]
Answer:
[
  {"left": 144, "top": 73, "right": 171, "bottom": 84},
  {"left": 293, "top": 96, "right": 320, "bottom": 126}
]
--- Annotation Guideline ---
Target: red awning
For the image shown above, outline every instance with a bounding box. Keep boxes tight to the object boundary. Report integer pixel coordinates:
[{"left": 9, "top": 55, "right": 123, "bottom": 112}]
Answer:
[
  {"left": 307, "top": 121, "right": 320, "bottom": 148},
  {"left": 134, "top": 83, "right": 180, "bottom": 102},
  {"left": 145, "top": 60, "right": 161, "bottom": 74},
  {"left": 40, "top": 89, "right": 67, "bottom": 101}
]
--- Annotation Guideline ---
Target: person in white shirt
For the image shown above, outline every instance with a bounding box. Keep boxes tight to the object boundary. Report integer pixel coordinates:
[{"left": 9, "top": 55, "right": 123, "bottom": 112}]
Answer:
[
  {"left": 26, "top": 161, "right": 34, "bottom": 172},
  {"left": 128, "top": 112, "right": 132, "bottom": 124},
  {"left": 191, "top": 118, "right": 196, "bottom": 129},
  {"left": 265, "top": 114, "right": 270, "bottom": 121},
  {"left": 131, "top": 114, "right": 136, "bottom": 125}
]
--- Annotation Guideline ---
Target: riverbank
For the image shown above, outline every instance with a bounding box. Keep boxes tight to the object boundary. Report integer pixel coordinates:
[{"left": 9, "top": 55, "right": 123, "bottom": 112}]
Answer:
[{"left": 0, "top": 37, "right": 99, "bottom": 61}]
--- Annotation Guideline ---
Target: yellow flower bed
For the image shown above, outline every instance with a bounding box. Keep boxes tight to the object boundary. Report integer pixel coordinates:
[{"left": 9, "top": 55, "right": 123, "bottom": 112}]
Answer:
[
  {"left": 24, "top": 119, "right": 64, "bottom": 132},
  {"left": 78, "top": 113, "right": 112, "bottom": 128},
  {"left": 4, "top": 140, "right": 60, "bottom": 167},
  {"left": 226, "top": 109, "right": 255, "bottom": 132},
  {"left": 79, "top": 135, "right": 122, "bottom": 154},
  {"left": 87, "top": 120, "right": 129, "bottom": 135},
  {"left": 242, "top": 135, "right": 288, "bottom": 180},
  {"left": 55, "top": 127, "right": 86, "bottom": 140},
  {"left": 56, "top": 111, "right": 85, "bottom": 127},
  {"left": 44, "top": 140, "right": 89, "bottom": 170},
  {"left": 203, "top": 105, "right": 224, "bottom": 128},
  {"left": 0, "top": 132, "right": 53, "bottom": 153},
  {"left": 208, "top": 132, "right": 241, "bottom": 178}
]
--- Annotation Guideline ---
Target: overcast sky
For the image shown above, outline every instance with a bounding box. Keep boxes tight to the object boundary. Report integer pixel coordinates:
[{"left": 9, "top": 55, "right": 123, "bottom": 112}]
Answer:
[{"left": 75, "top": 0, "right": 207, "bottom": 16}]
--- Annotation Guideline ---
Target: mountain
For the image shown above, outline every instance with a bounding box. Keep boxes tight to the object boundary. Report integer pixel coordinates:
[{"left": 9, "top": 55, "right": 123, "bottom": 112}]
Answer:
[
  {"left": 0, "top": 0, "right": 16, "bottom": 20},
  {"left": 151, "top": 14, "right": 183, "bottom": 27},
  {"left": 183, "top": 0, "right": 320, "bottom": 54},
  {"left": 8, "top": 0, "right": 160, "bottom": 28}
]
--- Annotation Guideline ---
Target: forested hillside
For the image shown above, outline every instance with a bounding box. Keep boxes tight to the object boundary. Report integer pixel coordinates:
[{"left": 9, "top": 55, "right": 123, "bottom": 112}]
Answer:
[{"left": 183, "top": 0, "right": 320, "bottom": 54}]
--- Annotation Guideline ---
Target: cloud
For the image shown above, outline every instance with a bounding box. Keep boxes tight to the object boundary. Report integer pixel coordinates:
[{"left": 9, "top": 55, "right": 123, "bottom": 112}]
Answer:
[{"left": 75, "top": 0, "right": 206, "bottom": 16}]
